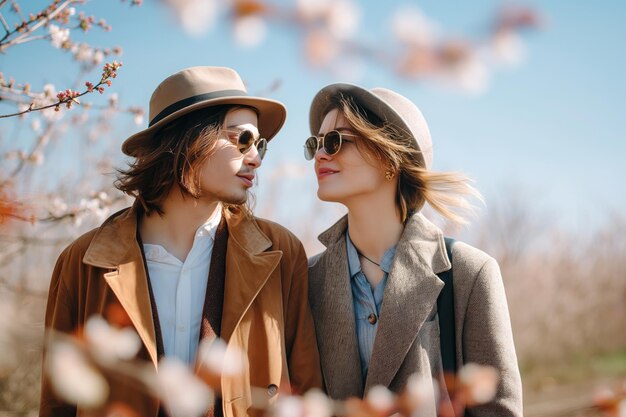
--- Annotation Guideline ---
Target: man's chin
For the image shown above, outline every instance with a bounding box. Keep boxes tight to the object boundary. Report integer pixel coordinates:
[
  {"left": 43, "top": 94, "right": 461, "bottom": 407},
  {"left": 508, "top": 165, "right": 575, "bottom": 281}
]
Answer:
[
  {"left": 220, "top": 191, "right": 248, "bottom": 206},
  {"left": 197, "top": 188, "right": 249, "bottom": 206}
]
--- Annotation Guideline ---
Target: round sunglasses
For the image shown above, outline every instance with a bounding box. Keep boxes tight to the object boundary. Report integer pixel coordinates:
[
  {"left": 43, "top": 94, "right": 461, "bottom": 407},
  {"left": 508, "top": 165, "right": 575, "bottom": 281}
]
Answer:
[
  {"left": 223, "top": 128, "right": 268, "bottom": 160},
  {"left": 303, "top": 130, "right": 358, "bottom": 161}
]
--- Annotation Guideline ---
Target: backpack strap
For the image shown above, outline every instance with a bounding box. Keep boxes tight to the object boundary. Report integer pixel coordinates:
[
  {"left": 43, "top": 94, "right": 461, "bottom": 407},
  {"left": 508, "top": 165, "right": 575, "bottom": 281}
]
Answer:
[{"left": 437, "top": 237, "right": 457, "bottom": 374}]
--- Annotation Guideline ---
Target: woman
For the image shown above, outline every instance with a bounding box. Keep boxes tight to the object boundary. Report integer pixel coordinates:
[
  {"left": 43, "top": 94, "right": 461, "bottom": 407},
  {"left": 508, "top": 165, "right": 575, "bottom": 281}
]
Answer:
[{"left": 305, "top": 83, "right": 522, "bottom": 416}]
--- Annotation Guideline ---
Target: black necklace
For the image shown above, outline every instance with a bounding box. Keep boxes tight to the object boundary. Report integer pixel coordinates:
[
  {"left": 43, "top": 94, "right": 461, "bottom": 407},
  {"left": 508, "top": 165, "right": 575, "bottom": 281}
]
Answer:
[{"left": 355, "top": 248, "right": 381, "bottom": 268}]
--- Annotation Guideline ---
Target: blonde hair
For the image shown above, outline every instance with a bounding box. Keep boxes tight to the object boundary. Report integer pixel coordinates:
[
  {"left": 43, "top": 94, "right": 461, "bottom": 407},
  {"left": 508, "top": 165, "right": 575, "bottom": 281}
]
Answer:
[{"left": 333, "top": 95, "right": 481, "bottom": 224}]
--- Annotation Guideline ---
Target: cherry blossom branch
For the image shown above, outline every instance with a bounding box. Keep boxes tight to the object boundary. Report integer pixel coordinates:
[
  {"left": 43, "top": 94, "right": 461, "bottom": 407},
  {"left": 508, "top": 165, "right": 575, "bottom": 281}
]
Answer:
[
  {"left": 0, "top": 11, "right": 10, "bottom": 33},
  {"left": 0, "top": 61, "right": 122, "bottom": 118},
  {"left": 0, "top": 120, "right": 55, "bottom": 189},
  {"left": 0, "top": 0, "right": 78, "bottom": 50},
  {"left": 37, "top": 192, "right": 126, "bottom": 224},
  {"left": 0, "top": 82, "right": 143, "bottom": 120},
  {"left": 0, "top": 0, "right": 139, "bottom": 52},
  {"left": 161, "top": 1, "right": 542, "bottom": 92}
]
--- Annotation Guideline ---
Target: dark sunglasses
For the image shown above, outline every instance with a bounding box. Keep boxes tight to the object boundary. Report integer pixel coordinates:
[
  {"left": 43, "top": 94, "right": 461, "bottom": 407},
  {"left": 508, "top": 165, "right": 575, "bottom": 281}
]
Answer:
[
  {"left": 223, "top": 129, "right": 268, "bottom": 160},
  {"left": 303, "top": 130, "right": 358, "bottom": 161}
]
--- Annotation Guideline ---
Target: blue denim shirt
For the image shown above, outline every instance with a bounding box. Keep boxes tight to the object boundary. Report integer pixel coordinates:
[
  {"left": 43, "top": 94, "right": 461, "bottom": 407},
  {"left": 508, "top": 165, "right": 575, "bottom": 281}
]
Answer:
[{"left": 346, "top": 231, "right": 397, "bottom": 379}]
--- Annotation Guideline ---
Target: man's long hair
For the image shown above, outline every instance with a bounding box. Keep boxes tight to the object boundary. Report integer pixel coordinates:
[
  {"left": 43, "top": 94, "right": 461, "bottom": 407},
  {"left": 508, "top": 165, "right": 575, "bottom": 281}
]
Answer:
[{"left": 115, "top": 105, "right": 253, "bottom": 216}]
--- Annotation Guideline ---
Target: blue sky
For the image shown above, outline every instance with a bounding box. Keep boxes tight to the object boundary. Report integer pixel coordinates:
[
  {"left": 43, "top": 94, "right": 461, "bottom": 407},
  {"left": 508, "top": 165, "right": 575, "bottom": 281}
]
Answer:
[{"left": 2, "top": 0, "right": 625, "bottom": 243}]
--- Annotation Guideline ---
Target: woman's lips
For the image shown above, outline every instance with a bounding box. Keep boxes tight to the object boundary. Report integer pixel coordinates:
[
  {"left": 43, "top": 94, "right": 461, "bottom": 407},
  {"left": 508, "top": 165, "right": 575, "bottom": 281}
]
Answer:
[
  {"left": 237, "top": 174, "right": 254, "bottom": 187},
  {"left": 317, "top": 168, "right": 339, "bottom": 179}
]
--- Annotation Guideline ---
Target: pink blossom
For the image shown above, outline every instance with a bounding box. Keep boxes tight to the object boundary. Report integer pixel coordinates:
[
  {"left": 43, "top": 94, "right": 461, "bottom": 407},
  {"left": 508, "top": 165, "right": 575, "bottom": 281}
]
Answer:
[
  {"left": 458, "top": 363, "right": 499, "bottom": 405},
  {"left": 48, "top": 24, "right": 70, "bottom": 48},
  {"left": 326, "top": 0, "right": 360, "bottom": 39},
  {"left": 46, "top": 340, "right": 109, "bottom": 408},
  {"left": 133, "top": 112, "right": 144, "bottom": 126},
  {"left": 165, "top": 0, "right": 218, "bottom": 37},
  {"left": 304, "top": 30, "right": 339, "bottom": 67},
  {"left": 196, "top": 337, "right": 244, "bottom": 376},
  {"left": 157, "top": 358, "right": 214, "bottom": 417},
  {"left": 84, "top": 316, "right": 141, "bottom": 362},
  {"left": 391, "top": 6, "right": 439, "bottom": 47},
  {"left": 274, "top": 395, "right": 303, "bottom": 417},
  {"left": 29, "top": 152, "right": 44, "bottom": 165},
  {"left": 234, "top": 16, "right": 267, "bottom": 47},
  {"left": 74, "top": 43, "right": 94, "bottom": 62},
  {"left": 303, "top": 389, "right": 332, "bottom": 417},
  {"left": 296, "top": 0, "right": 331, "bottom": 20},
  {"left": 366, "top": 385, "right": 395, "bottom": 413},
  {"left": 405, "top": 374, "right": 438, "bottom": 411},
  {"left": 93, "top": 50, "right": 105, "bottom": 65}
]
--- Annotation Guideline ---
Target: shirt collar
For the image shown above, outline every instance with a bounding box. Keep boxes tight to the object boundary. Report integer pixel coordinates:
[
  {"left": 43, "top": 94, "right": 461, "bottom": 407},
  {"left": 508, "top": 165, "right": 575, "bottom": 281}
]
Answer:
[
  {"left": 345, "top": 231, "right": 397, "bottom": 278},
  {"left": 195, "top": 206, "right": 222, "bottom": 240},
  {"left": 143, "top": 207, "right": 223, "bottom": 264}
]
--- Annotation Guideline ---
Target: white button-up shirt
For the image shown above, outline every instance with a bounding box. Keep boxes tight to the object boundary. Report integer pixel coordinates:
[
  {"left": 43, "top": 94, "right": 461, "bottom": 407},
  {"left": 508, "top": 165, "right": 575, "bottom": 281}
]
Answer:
[{"left": 143, "top": 209, "right": 222, "bottom": 364}]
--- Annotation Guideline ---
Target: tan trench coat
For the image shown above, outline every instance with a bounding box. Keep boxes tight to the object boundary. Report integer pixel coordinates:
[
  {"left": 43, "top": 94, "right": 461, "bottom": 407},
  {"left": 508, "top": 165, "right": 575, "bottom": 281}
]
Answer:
[
  {"left": 308, "top": 213, "right": 523, "bottom": 417},
  {"left": 40, "top": 204, "right": 322, "bottom": 417}
]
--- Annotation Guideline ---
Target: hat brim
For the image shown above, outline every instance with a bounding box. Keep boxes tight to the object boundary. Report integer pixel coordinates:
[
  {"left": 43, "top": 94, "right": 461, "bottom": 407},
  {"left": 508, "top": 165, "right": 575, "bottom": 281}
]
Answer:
[
  {"left": 309, "top": 82, "right": 420, "bottom": 154},
  {"left": 122, "top": 95, "right": 287, "bottom": 157}
]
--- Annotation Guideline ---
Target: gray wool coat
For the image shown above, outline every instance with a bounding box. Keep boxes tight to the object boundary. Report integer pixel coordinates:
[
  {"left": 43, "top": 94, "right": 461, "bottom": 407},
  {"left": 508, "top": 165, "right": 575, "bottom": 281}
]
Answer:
[{"left": 308, "top": 213, "right": 523, "bottom": 417}]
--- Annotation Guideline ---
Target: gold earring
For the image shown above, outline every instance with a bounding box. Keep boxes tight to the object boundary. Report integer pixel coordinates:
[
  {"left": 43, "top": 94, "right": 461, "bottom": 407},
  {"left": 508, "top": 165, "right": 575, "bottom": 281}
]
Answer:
[{"left": 385, "top": 170, "right": 395, "bottom": 181}]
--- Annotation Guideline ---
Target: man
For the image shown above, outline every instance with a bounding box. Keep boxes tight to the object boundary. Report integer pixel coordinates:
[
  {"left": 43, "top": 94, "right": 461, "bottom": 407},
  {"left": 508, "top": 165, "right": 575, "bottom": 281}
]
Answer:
[{"left": 40, "top": 66, "right": 322, "bottom": 417}]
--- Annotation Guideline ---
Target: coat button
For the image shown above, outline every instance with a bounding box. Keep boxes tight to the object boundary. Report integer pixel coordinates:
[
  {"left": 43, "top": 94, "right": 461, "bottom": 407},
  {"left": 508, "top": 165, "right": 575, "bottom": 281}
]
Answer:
[
  {"left": 368, "top": 313, "right": 377, "bottom": 325},
  {"left": 267, "top": 384, "right": 278, "bottom": 397}
]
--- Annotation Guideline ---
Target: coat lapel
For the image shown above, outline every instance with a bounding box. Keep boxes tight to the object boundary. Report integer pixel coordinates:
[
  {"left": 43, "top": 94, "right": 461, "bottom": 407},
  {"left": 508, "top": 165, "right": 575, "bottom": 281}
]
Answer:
[
  {"left": 83, "top": 205, "right": 158, "bottom": 367},
  {"left": 220, "top": 208, "right": 282, "bottom": 342},
  {"left": 364, "top": 214, "right": 451, "bottom": 392},
  {"left": 310, "top": 216, "right": 364, "bottom": 399},
  {"left": 104, "top": 259, "right": 158, "bottom": 366}
]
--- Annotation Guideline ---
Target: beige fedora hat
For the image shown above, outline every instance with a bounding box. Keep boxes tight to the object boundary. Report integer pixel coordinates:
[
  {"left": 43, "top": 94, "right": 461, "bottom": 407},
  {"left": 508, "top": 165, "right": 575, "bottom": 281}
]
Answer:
[
  {"left": 122, "top": 66, "right": 287, "bottom": 156},
  {"left": 309, "top": 83, "right": 433, "bottom": 170}
]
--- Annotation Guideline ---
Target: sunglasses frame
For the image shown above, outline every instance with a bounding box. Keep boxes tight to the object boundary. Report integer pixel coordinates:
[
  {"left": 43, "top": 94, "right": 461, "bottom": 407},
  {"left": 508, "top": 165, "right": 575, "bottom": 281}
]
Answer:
[
  {"left": 304, "top": 130, "right": 359, "bottom": 161},
  {"left": 223, "top": 128, "right": 268, "bottom": 160}
]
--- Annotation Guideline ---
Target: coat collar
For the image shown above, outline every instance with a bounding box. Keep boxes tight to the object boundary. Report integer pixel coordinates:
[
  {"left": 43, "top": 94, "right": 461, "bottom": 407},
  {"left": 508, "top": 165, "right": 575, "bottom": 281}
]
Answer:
[
  {"left": 82, "top": 203, "right": 279, "bottom": 368},
  {"left": 312, "top": 212, "right": 450, "bottom": 396},
  {"left": 318, "top": 213, "right": 449, "bottom": 273},
  {"left": 83, "top": 203, "right": 274, "bottom": 267}
]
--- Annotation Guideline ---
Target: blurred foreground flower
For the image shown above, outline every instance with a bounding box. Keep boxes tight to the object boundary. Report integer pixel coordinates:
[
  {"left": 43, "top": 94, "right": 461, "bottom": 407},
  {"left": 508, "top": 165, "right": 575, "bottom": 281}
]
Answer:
[
  {"left": 85, "top": 316, "right": 142, "bottom": 362},
  {"left": 457, "top": 363, "right": 499, "bottom": 406},
  {"left": 303, "top": 389, "right": 333, "bottom": 417},
  {"left": 158, "top": 358, "right": 214, "bottom": 417},
  {"left": 42, "top": 324, "right": 503, "bottom": 417},
  {"left": 593, "top": 382, "right": 626, "bottom": 417},
  {"left": 195, "top": 336, "right": 245, "bottom": 399},
  {"left": 46, "top": 340, "right": 109, "bottom": 408},
  {"left": 196, "top": 337, "right": 244, "bottom": 377},
  {"left": 267, "top": 389, "right": 334, "bottom": 417},
  {"left": 402, "top": 374, "right": 439, "bottom": 412},
  {"left": 366, "top": 385, "right": 395, "bottom": 414},
  {"left": 274, "top": 395, "right": 304, "bottom": 417}
]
